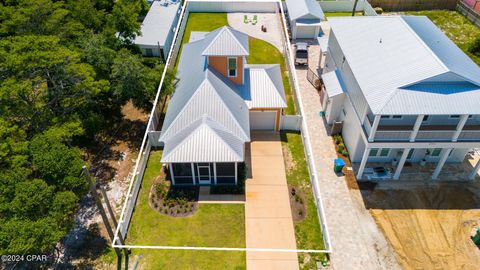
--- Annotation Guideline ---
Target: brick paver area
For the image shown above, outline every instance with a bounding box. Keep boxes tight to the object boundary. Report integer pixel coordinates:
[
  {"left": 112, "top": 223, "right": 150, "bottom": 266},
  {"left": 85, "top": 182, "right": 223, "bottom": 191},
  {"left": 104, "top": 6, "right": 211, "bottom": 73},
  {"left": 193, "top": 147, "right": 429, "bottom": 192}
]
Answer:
[
  {"left": 292, "top": 39, "right": 401, "bottom": 269},
  {"left": 245, "top": 132, "right": 299, "bottom": 270}
]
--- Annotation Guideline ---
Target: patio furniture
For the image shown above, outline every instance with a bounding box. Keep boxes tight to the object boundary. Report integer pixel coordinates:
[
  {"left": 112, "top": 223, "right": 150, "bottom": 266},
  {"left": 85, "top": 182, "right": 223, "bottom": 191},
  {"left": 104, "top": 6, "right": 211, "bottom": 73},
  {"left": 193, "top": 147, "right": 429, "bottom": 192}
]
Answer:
[
  {"left": 364, "top": 167, "right": 393, "bottom": 180},
  {"left": 252, "top": 15, "right": 258, "bottom": 25},
  {"left": 244, "top": 15, "right": 249, "bottom": 24}
]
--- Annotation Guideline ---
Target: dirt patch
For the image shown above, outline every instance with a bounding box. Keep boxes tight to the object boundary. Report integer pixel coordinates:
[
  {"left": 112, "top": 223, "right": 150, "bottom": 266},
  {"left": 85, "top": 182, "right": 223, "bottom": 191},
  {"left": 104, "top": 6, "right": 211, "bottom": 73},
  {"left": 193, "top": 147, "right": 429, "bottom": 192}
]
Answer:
[
  {"left": 365, "top": 183, "right": 480, "bottom": 270},
  {"left": 281, "top": 143, "right": 296, "bottom": 172},
  {"left": 149, "top": 173, "right": 199, "bottom": 218},
  {"left": 288, "top": 186, "right": 307, "bottom": 222}
]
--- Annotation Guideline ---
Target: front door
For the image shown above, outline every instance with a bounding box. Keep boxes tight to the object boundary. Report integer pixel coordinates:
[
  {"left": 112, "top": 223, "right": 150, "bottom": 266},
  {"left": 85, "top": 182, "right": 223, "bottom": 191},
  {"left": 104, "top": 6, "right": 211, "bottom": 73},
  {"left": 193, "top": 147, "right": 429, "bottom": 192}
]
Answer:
[{"left": 197, "top": 164, "right": 211, "bottom": 184}]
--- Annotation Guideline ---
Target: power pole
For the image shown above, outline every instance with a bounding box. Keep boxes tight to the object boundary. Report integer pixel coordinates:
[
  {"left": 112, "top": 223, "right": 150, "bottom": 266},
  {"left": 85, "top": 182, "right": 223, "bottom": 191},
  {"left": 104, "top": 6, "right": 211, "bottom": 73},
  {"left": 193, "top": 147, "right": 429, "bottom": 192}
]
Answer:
[{"left": 352, "top": 0, "right": 359, "bottom": 16}]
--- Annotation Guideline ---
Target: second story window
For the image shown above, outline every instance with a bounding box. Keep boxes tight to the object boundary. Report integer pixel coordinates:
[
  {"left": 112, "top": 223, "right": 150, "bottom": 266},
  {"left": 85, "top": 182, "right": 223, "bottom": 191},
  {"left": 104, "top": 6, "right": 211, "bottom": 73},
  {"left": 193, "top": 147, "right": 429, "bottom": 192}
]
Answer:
[{"left": 228, "top": 57, "right": 237, "bottom": 77}]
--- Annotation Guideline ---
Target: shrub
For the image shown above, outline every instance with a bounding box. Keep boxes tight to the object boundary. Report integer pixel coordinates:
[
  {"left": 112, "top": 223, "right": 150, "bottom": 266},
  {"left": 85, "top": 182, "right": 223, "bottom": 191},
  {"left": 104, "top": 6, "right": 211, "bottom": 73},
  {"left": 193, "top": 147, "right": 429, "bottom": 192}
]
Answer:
[
  {"left": 154, "top": 203, "right": 158, "bottom": 208},
  {"left": 470, "top": 36, "right": 480, "bottom": 57},
  {"left": 374, "top": 7, "right": 383, "bottom": 14},
  {"left": 298, "top": 210, "right": 303, "bottom": 217},
  {"left": 342, "top": 150, "right": 349, "bottom": 157},
  {"left": 337, "top": 143, "right": 345, "bottom": 153},
  {"left": 333, "top": 135, "right": 342, "bottom": 144}
]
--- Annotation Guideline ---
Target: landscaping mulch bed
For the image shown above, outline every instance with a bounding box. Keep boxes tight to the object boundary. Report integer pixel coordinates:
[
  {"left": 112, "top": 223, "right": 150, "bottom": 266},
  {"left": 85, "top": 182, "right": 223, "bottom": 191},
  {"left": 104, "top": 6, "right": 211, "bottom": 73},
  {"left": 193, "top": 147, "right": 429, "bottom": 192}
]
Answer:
[
  {"left": 149, "top": 171, "right": 199, "bottom": 217},
  {"left": 289, "top": 186, "right": 307, "bottom": 222},
  {"left": 332, "top": 134, "right": 358, "bottom": 190}
]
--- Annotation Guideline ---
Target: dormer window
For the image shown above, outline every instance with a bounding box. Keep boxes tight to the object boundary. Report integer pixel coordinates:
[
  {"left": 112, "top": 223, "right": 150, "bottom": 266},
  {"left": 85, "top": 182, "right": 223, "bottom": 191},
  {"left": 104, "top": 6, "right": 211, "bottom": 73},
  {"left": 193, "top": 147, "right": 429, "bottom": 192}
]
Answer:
[{"left": 228, "top": 57, "right": 237, "bottom": 77}]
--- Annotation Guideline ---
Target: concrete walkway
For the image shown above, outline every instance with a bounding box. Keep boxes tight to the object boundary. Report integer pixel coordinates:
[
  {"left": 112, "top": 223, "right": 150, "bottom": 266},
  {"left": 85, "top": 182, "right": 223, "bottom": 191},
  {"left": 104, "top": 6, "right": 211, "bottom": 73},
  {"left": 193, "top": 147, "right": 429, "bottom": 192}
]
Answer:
[
  {"left": 245, "top": 132, "right": 299, "bottom": 270},
  {"left": 228, "top": 13, "right": 285, "bottom": 52},
  {"left": 292, "top": 43, "right": 401, "bottom": 269}
]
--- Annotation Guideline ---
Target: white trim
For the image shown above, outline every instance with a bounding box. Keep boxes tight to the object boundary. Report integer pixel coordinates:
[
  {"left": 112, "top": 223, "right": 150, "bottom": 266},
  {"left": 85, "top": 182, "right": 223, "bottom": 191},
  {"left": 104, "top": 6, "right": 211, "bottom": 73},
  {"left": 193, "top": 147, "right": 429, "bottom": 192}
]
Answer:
[
  {"left": 197, "top": 163, "right": 212, "bottom": 184},
  {"left": 410, "top": 114, "right": 424, "bottom": 142},
  {"left": 394, "top": 148, "right": 410, "bottom": 180},
  {"left": 469, "top": 159, "right": 480, "bottom": 180},
  {"left": 368, "top": 115, "right": 380, "bottom": 142},
  {"left": 357, "top": 148, "right": 369, "bottom": 179},
  {"left": 191, "top": 163, "right": 196, "bottom": 185},
  {"left": 234, "top": 162, "right": 238, "bottom": 185},
  {"left": 170, "top": 163, "right": 176, "bottom": 185},
  {"left": 452, "top": 114, "right": 469, "bottom": 142},
  {"left": 432, "top": 148, "right": 452, "bottom": 180},
  {"left": 227, "top": 57, "right": 237, "bottom": 77}
]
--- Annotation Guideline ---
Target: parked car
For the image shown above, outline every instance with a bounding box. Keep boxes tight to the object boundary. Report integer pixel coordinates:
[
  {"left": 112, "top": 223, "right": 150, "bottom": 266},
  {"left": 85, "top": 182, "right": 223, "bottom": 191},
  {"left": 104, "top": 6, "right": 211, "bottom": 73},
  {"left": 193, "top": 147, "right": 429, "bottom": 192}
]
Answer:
[{"left": 294, "top": 42, "right": 309, "bottom": 66}]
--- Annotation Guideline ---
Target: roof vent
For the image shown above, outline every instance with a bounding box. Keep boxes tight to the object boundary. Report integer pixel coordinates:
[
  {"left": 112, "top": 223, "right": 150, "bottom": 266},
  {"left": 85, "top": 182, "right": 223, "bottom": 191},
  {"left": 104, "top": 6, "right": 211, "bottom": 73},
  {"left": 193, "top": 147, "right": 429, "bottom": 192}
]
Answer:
[{"left": 379, "top": 38, "right": 382, "bottom": 44}]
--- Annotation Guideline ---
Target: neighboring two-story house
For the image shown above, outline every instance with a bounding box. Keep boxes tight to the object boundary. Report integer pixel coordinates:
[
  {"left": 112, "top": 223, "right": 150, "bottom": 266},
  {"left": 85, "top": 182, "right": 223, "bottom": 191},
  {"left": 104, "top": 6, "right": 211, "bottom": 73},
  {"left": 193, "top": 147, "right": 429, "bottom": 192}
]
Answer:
[
  {"left": 321, "top": 16, "right": 480, "bottom": 180},
  {"left": 159, "top": 26, "right": 287, "bottom": 185}
]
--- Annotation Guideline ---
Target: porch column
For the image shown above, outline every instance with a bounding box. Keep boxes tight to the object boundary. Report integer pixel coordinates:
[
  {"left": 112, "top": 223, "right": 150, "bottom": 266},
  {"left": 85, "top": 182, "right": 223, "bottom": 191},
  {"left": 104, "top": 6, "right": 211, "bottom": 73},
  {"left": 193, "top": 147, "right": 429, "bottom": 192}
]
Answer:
[
  {"left": 213, "top": 162, "right": 217, "bottom": 185},
  {"left": 234, "top": 162, "right": 238, "bottom": 185},
  {"left": 469, "top": 159, "right": 480, "bottom": 180},
  {"left": 394, "top": 148, "right": 410, "bottom": 180},
  {"left": 191, "top": 163, "right": 196, "bottom": 185},
  {"left": 432, "top": 148, "right": 452, "bottom": 180},
  {"left": 357, "top": 148, "right": 369, "bottom": 179},
  {"left": 169, "top": 163, "right": 176, "bottom": 185},
  {"left": 410, "top": 114, "right": 424, "bottom": 142},
  {"left": 368, "top": 115, "right": 380, "bottom": 142},
  {"left": 452, "top": 114, "right": 469, "bottom": 142}
]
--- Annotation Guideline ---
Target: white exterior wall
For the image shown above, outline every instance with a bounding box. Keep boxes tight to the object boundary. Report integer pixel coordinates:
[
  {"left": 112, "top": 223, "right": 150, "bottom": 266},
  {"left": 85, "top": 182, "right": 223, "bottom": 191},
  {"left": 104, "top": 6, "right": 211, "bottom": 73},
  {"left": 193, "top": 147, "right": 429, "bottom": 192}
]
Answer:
[
  {"left": 325, "top": 94, "right": 345, "bottom": 124},
  {"left": 140, "top": 45, "right": 163, "bottom": 57},
  {"left": 340, "top": 97, "right": 366, "bottom": 162},
  {"left": 187, "top": 0, "right": 277, "bottom": 13}
]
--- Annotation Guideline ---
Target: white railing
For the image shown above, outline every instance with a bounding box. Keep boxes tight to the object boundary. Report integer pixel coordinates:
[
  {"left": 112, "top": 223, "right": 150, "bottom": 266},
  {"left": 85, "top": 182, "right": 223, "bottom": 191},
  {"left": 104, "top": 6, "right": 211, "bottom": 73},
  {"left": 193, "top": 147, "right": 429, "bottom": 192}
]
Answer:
[
  {"left": 362, "top": 116, "right": 372, "bottom": 136},
  {"left": 458, "top": 130, "right": 480, "bottom": 141},
  {"left": 374, "top": 130, "right": 411, "bottom": 141},
  {"left": 415, "top": 130, "right": 456, "bottom": 141}
]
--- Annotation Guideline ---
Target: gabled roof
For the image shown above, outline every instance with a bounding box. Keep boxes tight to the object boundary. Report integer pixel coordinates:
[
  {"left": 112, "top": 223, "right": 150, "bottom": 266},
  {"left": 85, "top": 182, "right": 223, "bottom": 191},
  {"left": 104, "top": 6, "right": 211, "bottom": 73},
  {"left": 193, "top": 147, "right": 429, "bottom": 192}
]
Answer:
[
  {"left": 243, "top": 64, "right": 287, "bottom": 109},
  {"left": 202, "top": 26, "right": 249, "bottom": 56},
  {"left": 329, "top": 16, "right": 480, "bottom": 115},
  {"left": 285, "top": 0, "right": 325, "bottom": 22},
  {"left": 162, "top": 116, "right": 244, "bottom": 163},
  {"left": 160, "top": 68, "right": 250, "bottom": 143}
]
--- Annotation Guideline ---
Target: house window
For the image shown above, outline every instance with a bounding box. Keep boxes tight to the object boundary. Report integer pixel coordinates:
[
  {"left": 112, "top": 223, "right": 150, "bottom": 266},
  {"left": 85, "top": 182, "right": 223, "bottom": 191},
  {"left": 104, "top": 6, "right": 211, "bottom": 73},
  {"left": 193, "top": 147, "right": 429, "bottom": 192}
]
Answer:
[
  {"left": 449, "top": 115, "right": 460, "bottom": 119},
  {"left": 369, "top": 148, "right": 390, "bottom": 157},
  {"left": 228, "top": 57, "right": 237, "bottom": 77},
  {"left": 423, "top": 115, "right": 429, "bottom": 122},
  {"left": 145, "top": 48, "right": 153, "bottom": 57},
  {"left": 392, "top": 115, "right": 402, "bottom": 119},
  {"left": 381, "top": 115, "right": 402, "bottom": 119},
  {"left": 427, "top": 148, "right": 442, "bottom": 157}
]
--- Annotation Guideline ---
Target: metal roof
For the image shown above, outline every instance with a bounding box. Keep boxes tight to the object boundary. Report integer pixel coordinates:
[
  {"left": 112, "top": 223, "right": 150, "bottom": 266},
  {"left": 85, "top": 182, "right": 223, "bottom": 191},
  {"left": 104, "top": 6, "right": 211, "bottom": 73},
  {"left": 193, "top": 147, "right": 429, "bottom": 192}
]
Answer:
[
  {"left": 321, "top": 70, "right": 345, "bottom": 97},
  {"left": 329, "top": 16, "right": 480, "bottom": 115},
  {"left": 244, "top": 64, "right": 287, "bottom": 109},
  {"left": 285, "top": 0, "right": 325, "bottom": 22},
  {"left": 134, "top": 0, "right": 180, "bottom": 46},
  {"left": 162, "top": 116, "right": 244, "bottom": 163},
  {"left": 202, "top": 26, "right": 249, "bottom": 56}
]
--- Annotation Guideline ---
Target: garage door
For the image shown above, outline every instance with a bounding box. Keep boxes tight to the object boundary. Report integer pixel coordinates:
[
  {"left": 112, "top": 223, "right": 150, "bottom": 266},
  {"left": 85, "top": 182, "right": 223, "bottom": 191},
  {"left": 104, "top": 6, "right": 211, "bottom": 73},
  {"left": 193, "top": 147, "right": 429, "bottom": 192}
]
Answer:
[
  {"left": 249, "top": 111, "right": 276, "bottom": 131},
  {"left": 296, "top": 26, "right": 317, "bottom": 39}
]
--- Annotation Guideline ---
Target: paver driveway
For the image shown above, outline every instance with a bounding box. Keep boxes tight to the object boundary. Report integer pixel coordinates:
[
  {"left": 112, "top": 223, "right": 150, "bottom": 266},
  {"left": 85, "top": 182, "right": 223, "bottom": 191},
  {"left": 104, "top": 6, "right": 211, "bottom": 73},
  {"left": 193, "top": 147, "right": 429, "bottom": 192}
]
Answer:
[{"left": 245, "top": 132, "right": 299, "bottom": 270}]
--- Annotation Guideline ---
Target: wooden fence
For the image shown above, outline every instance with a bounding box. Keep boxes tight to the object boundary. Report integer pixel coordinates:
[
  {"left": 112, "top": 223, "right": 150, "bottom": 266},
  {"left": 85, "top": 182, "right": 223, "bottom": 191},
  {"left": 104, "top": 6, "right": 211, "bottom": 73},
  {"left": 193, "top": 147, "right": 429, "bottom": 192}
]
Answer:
[
  {"left": 368, "top": 0, "right": 458, "bottom": 11},
  {"left": 458, "top": 1, "right": 480, "bottom": 27}
]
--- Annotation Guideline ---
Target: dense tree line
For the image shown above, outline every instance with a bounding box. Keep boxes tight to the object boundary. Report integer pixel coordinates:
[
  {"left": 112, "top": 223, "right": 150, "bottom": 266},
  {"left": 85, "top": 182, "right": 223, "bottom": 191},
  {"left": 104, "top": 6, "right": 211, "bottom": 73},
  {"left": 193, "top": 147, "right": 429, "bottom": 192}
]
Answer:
[{"left": 0, "top": 0, "right": 173, "bottom": 254}]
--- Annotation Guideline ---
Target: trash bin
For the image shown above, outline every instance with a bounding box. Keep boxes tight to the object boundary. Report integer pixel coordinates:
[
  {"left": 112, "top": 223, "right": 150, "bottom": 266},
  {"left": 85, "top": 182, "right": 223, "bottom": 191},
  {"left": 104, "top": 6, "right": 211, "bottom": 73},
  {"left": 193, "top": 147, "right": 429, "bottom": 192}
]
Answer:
[{"left": 334, "top": 158, "right": 346, "bottom": 173}]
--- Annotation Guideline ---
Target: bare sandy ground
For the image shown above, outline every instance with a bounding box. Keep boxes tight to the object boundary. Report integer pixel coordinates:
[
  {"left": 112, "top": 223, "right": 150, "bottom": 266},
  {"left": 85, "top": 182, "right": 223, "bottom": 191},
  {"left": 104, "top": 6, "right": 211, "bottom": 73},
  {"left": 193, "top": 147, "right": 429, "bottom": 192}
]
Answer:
[{"left": 364, "top": 183, "right": 480, "bottom": 270}]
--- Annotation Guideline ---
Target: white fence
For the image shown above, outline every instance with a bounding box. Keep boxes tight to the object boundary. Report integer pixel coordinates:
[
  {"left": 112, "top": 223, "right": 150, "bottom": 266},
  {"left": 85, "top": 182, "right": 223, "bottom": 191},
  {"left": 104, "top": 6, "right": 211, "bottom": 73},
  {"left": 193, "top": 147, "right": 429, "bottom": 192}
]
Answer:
[
  {"left": 187, "top": 0, "right": 278, "bottom": 12},
  {"left": 280, "top": 115, "right": 302, "bottom": 131}
]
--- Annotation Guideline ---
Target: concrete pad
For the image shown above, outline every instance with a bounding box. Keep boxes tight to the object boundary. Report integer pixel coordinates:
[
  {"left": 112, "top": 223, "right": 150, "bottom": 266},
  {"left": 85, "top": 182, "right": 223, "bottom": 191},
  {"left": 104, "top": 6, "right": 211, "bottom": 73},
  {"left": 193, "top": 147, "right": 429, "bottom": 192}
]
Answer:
[
  {"left": 247, "top": 259, "right": 299, "bottom": 270},
  {"left": 245, "top": 136, "right": 299, "bottom": 269},
  {"left": 246, "top": 218, "right": 297, "bottom": 249}
]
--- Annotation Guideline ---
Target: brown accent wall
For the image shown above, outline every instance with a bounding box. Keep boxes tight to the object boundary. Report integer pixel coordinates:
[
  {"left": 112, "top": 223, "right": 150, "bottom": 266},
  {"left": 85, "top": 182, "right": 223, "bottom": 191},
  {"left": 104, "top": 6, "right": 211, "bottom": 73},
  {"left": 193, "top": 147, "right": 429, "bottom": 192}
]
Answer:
[
  {"left": 208, "top": 56, "right": 244, "bottom": 85},
  {"left": 249, "top": 108, "right": 282, "bottom": 131}
]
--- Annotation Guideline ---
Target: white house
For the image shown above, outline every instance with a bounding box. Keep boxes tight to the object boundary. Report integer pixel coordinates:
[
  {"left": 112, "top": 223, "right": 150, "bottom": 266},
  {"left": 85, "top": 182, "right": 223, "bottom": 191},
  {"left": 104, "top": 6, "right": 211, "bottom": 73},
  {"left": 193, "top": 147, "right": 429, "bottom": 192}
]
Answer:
[
  {"left": 134, "top": 0, "right": 181, "bottom": 59},
  {"left": 321, "top": 16, "right": 480, "bottom": 180},
  {"left": 285, "top": 0, "right": 325, "bottom": 39},
  {"left": 159, "top": 26, "right": 286, "bottom": 185}
]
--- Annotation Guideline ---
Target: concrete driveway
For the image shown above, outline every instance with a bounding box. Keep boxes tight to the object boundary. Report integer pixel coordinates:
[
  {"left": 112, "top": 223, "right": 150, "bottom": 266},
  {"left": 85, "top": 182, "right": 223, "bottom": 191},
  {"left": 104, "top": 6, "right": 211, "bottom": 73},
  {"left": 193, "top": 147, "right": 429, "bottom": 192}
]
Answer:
[{"left": 245, "top": 132, "right": 299, "bottom": 270}]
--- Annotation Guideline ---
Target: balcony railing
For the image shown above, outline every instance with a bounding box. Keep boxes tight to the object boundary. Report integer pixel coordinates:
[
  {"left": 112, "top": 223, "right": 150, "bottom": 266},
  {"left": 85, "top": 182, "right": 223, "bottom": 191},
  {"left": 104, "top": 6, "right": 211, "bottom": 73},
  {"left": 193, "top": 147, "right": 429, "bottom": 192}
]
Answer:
[{"left": 361, "top": 120, "right": 480, "bottom": 142}]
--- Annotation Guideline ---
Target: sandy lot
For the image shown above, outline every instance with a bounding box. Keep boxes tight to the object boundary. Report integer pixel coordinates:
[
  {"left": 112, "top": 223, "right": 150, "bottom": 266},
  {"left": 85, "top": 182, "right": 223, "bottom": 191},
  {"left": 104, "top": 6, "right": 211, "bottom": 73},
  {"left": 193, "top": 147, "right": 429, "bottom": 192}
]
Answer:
[{"left": 362, "top": 183, "right": 480, "bottom": 270}]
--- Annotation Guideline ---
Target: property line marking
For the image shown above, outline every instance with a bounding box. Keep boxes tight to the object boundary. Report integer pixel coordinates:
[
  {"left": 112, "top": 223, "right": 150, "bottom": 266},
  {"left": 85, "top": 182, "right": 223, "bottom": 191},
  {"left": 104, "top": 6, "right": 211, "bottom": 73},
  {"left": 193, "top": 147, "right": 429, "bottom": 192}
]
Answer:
[{"left": 112, "top": 244, "right": 331, "bottom": 253}]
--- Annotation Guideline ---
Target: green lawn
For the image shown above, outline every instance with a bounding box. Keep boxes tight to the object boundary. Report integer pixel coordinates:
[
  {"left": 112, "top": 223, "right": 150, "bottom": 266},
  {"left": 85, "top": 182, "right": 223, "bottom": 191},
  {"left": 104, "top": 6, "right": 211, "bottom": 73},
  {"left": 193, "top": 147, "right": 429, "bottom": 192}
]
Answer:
[
  {"left": 399, "top": 10, "right": 480, "bottom": 66},
  {"left": 281, "top": 132, "right": 327, "bottom": 269},
  {"left": 324, "top": 12, "right": 362, "bottom": 17},
  {"left": 175, "top": 12, "right": 296, "bottom": 114},
  {"left": 122, "top": 150, "right": 245, "bottom": 269}
]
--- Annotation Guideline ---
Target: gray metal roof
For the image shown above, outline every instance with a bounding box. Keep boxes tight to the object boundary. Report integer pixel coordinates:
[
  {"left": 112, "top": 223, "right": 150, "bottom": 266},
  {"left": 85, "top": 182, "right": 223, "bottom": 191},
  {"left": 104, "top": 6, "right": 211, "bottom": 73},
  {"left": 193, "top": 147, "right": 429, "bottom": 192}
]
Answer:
[
  {"left": 329, "top": 16, "right": 480, "bottom": 115},
  {"left": 244, "top": 64, "right": 287, "bottom": 109},
  {"left": 321, "top": 70, "right": 344, "bottom": 97},
  {"left": 162, "top": 116, "right": 244, "bottom": 163},
  {"left": 285, "top": 0, "right": 325, "bottom": 22},
  {"left": 134, "top": 0, "right": 180, "bottom": 46},
  {"left": 202, "top": 26, "right": 249, "bottom": 56}
]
